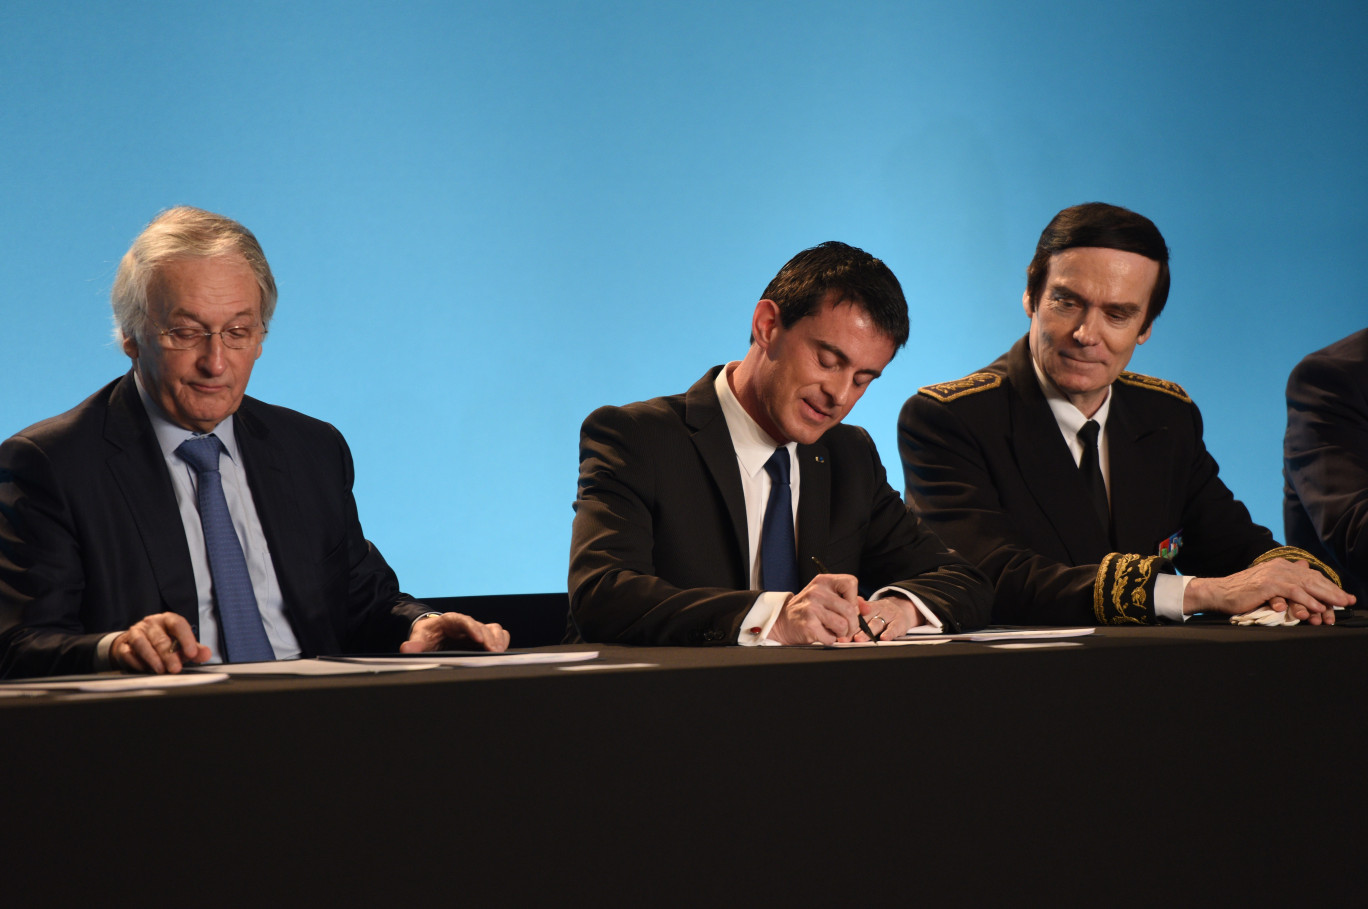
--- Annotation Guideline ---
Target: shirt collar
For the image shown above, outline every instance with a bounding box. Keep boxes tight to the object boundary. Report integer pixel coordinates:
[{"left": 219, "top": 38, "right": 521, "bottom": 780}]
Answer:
[
  {"left": 714, "top": 363, "right": 797, "bottom": 479},
  {"left": 1030, "top": 350, "right": 1112, "bottom": 437},
  {"left": 132, "top": 368, "right": 241, "bottom": 463}
]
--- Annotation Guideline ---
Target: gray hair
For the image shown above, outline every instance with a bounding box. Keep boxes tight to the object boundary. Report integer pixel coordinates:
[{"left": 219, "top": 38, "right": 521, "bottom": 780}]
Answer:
[{"left": 111, "top": 206, "right": 277, "bottom": 345}]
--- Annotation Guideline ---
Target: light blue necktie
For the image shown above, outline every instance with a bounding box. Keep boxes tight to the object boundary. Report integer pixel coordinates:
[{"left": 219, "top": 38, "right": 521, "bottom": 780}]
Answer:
[
  {"left": 175, "top": 434, "right": 275, "bottom": 663},
  {"left": 761, "top": 447, "right": 799, "bottom": 593}
]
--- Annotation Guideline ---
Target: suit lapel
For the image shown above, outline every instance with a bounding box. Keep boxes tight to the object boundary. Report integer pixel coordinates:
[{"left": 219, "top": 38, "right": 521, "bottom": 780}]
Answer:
[
  {"left": 234, "top": 399, "right": 329, "bottom": 653},
  {"left": 102, "top": 375, "right": 199, "bottom": 625},
  {"left": 794, "top": 440, "right": 829, "bottom": 587},
  {"left": 232, "top": 399, "right": 287, "bottom": 506},
  {"left": 684, "top": 369, "right": 751, "bottom": 584},
  {"left": 1006, "top": 341, "right": 1112, "bottom": 563},
  {"left": 233, "top": 401, "right": 300, "bottom": 592},
  {"left": 1107, "top": 387, "right": 1172, "bottom": 556}
]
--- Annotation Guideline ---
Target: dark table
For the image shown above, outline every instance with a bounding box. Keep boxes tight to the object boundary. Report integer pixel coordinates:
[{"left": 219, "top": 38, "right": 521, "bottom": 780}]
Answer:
[{"left": 4, "top": 624, "right": 1366, "bottom": 906}]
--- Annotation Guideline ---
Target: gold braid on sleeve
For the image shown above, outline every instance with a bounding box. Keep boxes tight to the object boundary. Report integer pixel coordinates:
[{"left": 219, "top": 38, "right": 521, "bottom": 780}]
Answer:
[
  {"left": 1093, "top": 553, "right": 1162, "bottom": 625},
  {"left": 1250, "top": 546, "right": 1343, "bottom": 587}
]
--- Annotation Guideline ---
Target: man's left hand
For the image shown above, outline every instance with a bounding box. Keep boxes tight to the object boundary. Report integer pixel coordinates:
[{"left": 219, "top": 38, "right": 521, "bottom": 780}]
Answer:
[
  {"left": 400, "top": 612, "right": 510, "bottom": 653},
  {"left": 852, "top": 593, "right": 922, "bottom": 641}
]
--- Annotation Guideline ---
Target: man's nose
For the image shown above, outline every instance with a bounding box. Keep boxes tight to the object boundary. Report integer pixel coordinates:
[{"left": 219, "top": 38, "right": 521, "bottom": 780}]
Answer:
[
  {"left": 825, "top": 373, "right": 854, "bottom": 409},
  {"left": 1073, "top": 308, "right": 1102, "bottom": 345},
  {"left": 198, "top": 334, "right": 228, "bottom": 374}
]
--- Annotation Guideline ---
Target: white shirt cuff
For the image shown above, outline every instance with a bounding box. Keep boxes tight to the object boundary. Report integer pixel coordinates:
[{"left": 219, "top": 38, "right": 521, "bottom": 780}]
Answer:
[
  {"left": 1154, "top": 573, "right": 1194, "bottom": 622},
  {"left": 738, "top": 591, "right": 789, "bottom": 646},
  {"left": 411, "top": 611, "right": 444, "bottom": 631},
  {"left": 870, "top": 585, "right": 943, "bottom": 632},
  {"left": 96, "top": 631, "right": 121, "bottom": 670}
]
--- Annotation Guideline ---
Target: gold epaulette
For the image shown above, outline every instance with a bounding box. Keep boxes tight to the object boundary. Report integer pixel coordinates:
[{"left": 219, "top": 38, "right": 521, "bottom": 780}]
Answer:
[
  {"left": 918, "top": 372, "right": 1002, "bottom": 403},
  {"left": 1116, "top": 371, "right": 1191, "bottom": 402},
  {"left": 1093, "top": 553, "right": 1163, "bottom": 624},
  {"left": 1250, "top": 546, "right": 1343, "bottom": 587}
]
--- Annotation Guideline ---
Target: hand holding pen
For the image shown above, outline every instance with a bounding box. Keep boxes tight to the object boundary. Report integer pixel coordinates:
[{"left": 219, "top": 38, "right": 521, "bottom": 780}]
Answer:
[
  {"left": 811, "top": 557, "right": 884, "bottom": 643},
  {"left": 766, "top": 558, "right": 879, "bottom": 645}
]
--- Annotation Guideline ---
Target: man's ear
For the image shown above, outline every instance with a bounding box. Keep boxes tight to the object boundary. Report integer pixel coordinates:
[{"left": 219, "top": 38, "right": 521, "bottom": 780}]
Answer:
[
  {"left": 1021, "top": 288, "right": 1034, "bottom": 319},
  {"left": 751, "top": 299, "right": 782, "bottom": 352},
  {"left": 121, "top": 333, "right": 139, "bottom": 359}
]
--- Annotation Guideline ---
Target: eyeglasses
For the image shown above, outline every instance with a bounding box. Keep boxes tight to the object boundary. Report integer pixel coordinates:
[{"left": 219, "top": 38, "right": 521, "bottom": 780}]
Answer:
[{"left": 154, "top": 324, "right": 268, "bottom": 350}]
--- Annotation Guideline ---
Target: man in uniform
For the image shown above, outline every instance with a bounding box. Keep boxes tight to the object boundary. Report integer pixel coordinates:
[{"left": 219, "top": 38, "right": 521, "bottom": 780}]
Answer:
[{"left": 899, "top": 202, "right": 1351, "bottom": 625}]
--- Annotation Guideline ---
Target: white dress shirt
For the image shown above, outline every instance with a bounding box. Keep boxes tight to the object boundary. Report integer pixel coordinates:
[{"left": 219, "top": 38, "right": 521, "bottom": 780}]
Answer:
[
  {"left": 1030, "top": 356, "right": 1190, "bottom": 622},
  {"left": 714, "top": 366, "right": 941, "bottom": 644}
]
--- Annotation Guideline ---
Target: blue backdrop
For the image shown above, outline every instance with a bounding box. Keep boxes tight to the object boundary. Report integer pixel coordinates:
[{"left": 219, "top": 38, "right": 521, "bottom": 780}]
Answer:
[{"left": 3, "top": 0, "right": 1364, "bottom": 596}]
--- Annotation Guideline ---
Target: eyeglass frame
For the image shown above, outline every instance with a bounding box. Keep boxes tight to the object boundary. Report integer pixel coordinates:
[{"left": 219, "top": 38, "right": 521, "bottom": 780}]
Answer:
[{"left": 151, "top": 321, "right": 269, "bottom": 350}]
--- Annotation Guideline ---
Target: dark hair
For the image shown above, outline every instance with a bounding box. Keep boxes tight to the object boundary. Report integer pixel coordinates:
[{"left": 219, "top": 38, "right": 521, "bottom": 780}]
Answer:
[
  {"left": 757, "top": 241, "right": 909, "bottom": 349},
  {"left": 1025, "top": 203, "right": 1170, "bottom": 331}
]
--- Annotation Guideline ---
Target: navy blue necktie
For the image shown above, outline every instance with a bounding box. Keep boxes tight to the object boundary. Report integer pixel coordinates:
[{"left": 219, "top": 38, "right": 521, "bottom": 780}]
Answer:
[
  {"left": 761, "top": 447, "right": 799, "bottom": 593},
  {"left": 176, "top": 435, "right": 275, "bottom": 663}
]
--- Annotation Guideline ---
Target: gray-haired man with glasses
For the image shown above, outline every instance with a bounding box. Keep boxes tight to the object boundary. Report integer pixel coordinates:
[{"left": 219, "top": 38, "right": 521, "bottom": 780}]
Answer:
[{"left": 0, "top": 206, "right": 508, "bottom": 678}]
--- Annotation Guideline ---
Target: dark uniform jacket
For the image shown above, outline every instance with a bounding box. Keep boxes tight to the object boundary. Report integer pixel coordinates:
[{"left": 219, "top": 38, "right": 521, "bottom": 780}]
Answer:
[
  {"left": 569, "top": 367, "right": 992, "bottom": 644},
  {"left": 899, "top": 336, "right": 1338, "bottom": 625}
]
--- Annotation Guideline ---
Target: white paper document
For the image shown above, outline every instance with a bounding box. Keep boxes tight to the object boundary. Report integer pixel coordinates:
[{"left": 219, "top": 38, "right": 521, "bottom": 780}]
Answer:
[
  {"left": 332, "top": 650, "right": 601, "bottom": 668},
  {"left": 187, "top": 659, "right": 441, "bottom": 676},
  {"left": 987, "top": 641, "right": 1086, "bottom": 649},
  {"left": 0, "top": 672, "right": 231, "bottom": 693},
  {"left": 892, "top": 627, "right": 1096, "bottom": 644},
  {"left": 965, "top": 627, "right": 1094, "bottom": 642},
  {"left": 824, "top": 638, "right": 951, "bottom": 648}
]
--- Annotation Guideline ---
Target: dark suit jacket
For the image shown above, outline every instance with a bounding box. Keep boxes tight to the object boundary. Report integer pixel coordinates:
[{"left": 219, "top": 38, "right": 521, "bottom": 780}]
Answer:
[
  {"left": 899, "top": 336, "right": 1332, "bottom": 625},
  {"left": 1284, "top": 327, "right": 1368, "bottom": 603},
  {"left": 568, "top": 367, "right": 992, "bottom": 644},
  {"left": 0, "top": 374, "right": 426, "bottom": 678}
]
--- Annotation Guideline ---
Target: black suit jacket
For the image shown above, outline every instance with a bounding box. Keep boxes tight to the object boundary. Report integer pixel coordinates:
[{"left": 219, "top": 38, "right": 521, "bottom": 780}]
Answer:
[
  {"left": 899, "top": 336, "right": 1334, "bottom": 625},
  {"left": 1284, "top": 327, "right": 1368, "bottom": 602},
  {"left": 0, "top": 374, "right": 426, "bottom": 678},
  {"left": 568, "top": 367, "right": 992, "bottom": 644}
]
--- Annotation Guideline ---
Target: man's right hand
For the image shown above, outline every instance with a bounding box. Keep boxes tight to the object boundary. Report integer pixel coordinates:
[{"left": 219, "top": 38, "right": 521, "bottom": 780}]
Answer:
[
  {"left": 769, "top": 573, "right": 868, "bottom": 645},
  {"left": 111, "top": 613, "right": 211, "bottom": 673}
]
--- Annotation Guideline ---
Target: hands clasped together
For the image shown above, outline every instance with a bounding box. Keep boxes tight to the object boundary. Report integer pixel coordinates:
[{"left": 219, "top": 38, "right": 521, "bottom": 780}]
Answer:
[{"left": 1186, "top": 558, "right": 1355, "bottom": 626}]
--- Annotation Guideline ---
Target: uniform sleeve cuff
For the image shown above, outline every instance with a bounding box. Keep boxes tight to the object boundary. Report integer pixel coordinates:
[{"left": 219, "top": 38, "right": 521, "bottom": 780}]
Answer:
[
  {"left": 1250, "top": 546, "right": 1344, "bottom": 587},
  {"left": 1094, "top": 553, "right": 1165, "bottom": 624}
]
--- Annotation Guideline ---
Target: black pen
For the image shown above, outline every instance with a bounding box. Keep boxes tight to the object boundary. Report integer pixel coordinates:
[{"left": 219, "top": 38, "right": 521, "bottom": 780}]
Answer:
[{"left": 811, "top": 556, "right": 877, "bottom": 643}]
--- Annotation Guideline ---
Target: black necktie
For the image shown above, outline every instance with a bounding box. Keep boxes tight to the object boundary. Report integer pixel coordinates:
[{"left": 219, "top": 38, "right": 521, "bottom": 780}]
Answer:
[
  {"left": 761, "top": 448, "right": 799, "bottom": 593},
  {"left": 1077, "top": 420, "right": 1111, "bottom": 538}
]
